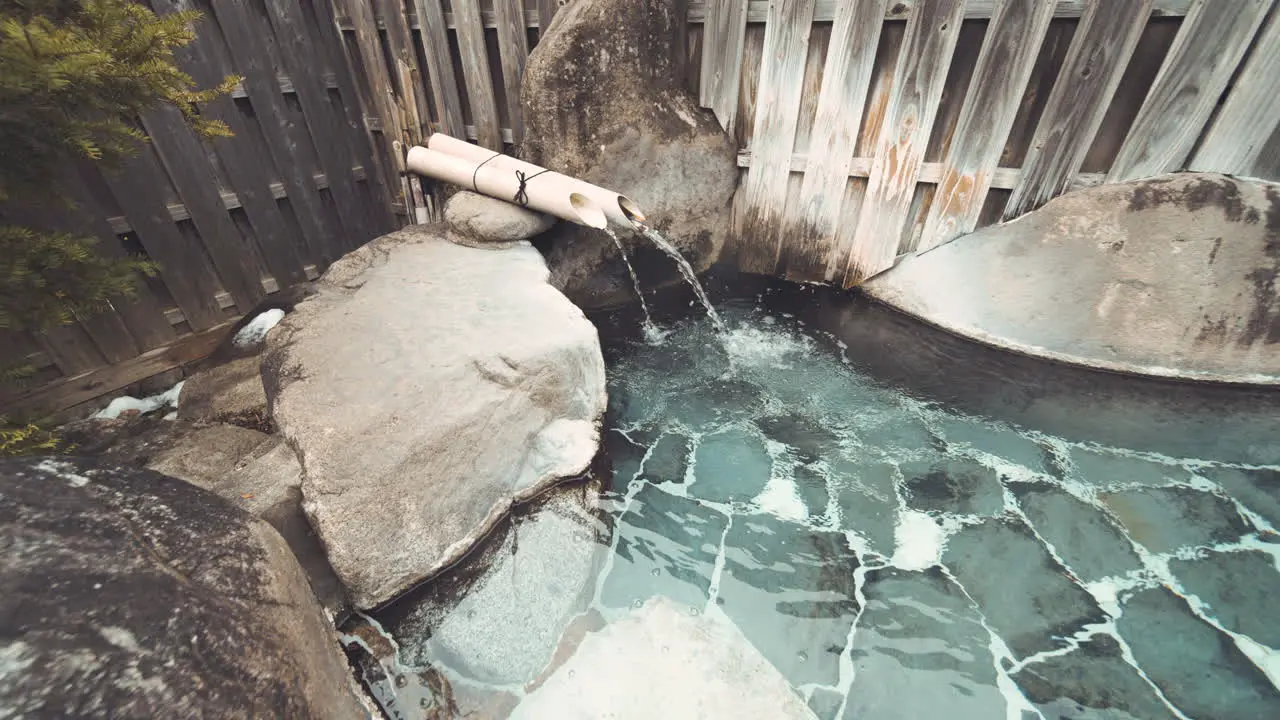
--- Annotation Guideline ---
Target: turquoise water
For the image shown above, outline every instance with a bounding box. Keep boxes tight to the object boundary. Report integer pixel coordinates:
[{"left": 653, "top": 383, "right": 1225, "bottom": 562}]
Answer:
[{"left": 372, "top": 279, "right": 1280, "bottom": 719}]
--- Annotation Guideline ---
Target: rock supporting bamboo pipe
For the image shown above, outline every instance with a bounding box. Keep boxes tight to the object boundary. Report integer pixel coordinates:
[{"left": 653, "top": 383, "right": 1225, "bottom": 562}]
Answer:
[
  {"left": 424, "top": 133, "right": 648, "bottom": 230},
  {"left": 404, "top": 146, "right": 608, "bottom": 229}
]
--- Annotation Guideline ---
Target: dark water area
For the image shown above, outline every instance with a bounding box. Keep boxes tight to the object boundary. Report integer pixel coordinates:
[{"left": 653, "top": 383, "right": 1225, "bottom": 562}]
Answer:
[{"left": 364, "top": 266, "right": 1280, "bottom": 720}]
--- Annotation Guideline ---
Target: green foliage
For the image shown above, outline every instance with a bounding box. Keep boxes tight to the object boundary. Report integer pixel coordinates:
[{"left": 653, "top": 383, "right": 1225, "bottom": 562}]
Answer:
[
  {"left": 0, "top": 417, "right": 60, "bottom": 456},
  {"left": 0, "top": 0, "right": 235, "bottom": 335}
]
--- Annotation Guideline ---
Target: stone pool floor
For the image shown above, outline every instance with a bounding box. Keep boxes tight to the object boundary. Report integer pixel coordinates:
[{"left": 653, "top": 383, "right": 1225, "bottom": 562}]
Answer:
[{"left": 367, "top": 292, "right": 1280, "bottom": 720}]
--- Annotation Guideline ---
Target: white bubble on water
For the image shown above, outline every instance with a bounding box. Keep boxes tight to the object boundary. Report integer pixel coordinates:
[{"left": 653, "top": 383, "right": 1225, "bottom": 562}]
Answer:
[{"left": 891, "top": 510, "right": 946, "bottom": 571}]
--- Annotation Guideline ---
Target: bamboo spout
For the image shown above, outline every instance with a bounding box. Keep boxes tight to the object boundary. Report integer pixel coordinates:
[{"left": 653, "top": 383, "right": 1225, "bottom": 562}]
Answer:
[{"left": 404, "top": 146, "right": 608, "bottom": 228}]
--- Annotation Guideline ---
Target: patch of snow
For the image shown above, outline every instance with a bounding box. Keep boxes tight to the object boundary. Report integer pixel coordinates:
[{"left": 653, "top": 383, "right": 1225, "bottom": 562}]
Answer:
[
  {"left": 233, "top": 308, "right": 286, "bottom": 349},
  {"left": 93, "top": 381, "right": 184, "bottom": 420},
  {"left": 891, "top": 510, "right": 945, "bottom": 571},
  {"left": 34, "top": 458, "right": 92, "bottom": 488}
]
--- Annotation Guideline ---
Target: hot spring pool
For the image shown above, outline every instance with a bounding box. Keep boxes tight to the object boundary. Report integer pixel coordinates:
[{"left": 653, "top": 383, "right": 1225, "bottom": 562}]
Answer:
[{"left": 372, "top": 275, "right": 1280, "bottom": 719}]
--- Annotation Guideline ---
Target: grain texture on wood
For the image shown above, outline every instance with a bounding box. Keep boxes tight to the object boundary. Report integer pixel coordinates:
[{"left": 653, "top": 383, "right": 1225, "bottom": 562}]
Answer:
[
  {"left": 141, "top": 107, "right": 267, "bottom": 310},
  {"left": 1189, "top": 5, "right": 1280, "bottom": 178},
  {"left": 104, "top": 151, "right": 226, "bottom": 331},
  {"left": 1108, "top": 0, "right": 1269, "bottom": 181},
  {"left": 700, "top": 0, "right": 750, "bottom": 132},
  {"left": 733, "top": 23, "right": 767, "bottom": 149},
  {"left": 494, "top": 0, "right": 530, "bottom": 143},
  {"left": 1003, "top": 0, "right": 1155, "bottom": 219},
  {"left": 918, "top": 0, "right": 1056, "bottom": 252},
  {"left": 780, "top": 0, "right": 886, "bottom": 281},
  {"left": 687, "top": 0, "right": 1193, "bottom": 23},
  {"left": 734, "top": 0, "right": 817, "bottom": 274},
  {"left": 537, "top": 0, "right": 559, "bottom": 36},
  {"left": 34, "top": 326, "right": 104, "bottom": 377},
  {"left": 376, "top": 0, "right": 430, "bottom": 144},
  {"left": 842, "top": 0, "right": 966, "bottom": 286},
  {"left": 412, "top": 0, "right": 466, "bottom": 136},
  {"left": 215, "top": 0, "right": 347, "bottom": 262},
  {"left": 453, "top": 0, "right": 503, "bottom": 150}
]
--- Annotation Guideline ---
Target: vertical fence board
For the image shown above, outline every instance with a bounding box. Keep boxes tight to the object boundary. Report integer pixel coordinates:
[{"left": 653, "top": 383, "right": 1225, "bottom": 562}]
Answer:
[
  {"left": 734, "top": 0, "right": 817, "bottom": 274},
  {"left": 155, "top": 0, "right": 311, "bottom": 287},
  {"left": 701, "top": 0, "right": 750, "bottom": 132},
  {"left": 918, "top": 0, "right": 1055, "bottom": 251},
  {"left": 782, "top": 0, "right": 886, "bottom": 280},
  {"left": 35, "top": 326, "right": 105, "bottom": 377},
  {"left": 141, "top": 107, "right": 267, "bottom": 310},
  {"left": 843, "top": 0, "right": 965, "bottom": 285},
  {"left": 414, "top": 0, "right": 467, "bottom": 136},
  {"left": 537, "top": 0, "right": 559, "bottom": 36},
  {"left": 376, "top": 0, "right": 431, "bottom": 145},
  {"left": 265, "top": 0, "right": 379, "bottom": 249},
  {"left": 1189, "top": 4, "right": 1280, "bottom": 178},
  {"left": 454, "top": 0, "right": 503, "bottom": 149},
  {"left": 105, "top": 150, "right": 227, "bottom": 330},
  {"left": 494, "top": 0, "right": 530, "bottom": 143},
  {"left": 1004, "top": 0, "right": 1155, "bottom": 218},
  {"left": 1108, "top": 0, "right": 1268, "bottom": 182}
]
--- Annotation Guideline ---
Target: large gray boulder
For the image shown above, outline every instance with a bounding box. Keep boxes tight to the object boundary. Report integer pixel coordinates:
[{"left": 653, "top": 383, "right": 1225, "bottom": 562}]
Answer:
[
  {"left": 510, "top": 596, "right": 816, "bottom": 719},
  {"left": 521, "top": 0, "right": 739, "bottom": 309},
  {"left": 263, "top": 226, "right": 607, "bottom": 608},
  {"left": 866, "top": 173, "right": 1280, "bottom": 384},
  {"left": 0, "top": 456, "right": 365, "bottom": 719}
]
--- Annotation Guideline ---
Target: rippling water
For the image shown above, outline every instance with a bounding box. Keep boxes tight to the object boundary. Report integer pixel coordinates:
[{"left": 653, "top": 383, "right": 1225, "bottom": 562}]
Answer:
[{"left": 371, "top": 275, "right": 1280, "bottom": 719}]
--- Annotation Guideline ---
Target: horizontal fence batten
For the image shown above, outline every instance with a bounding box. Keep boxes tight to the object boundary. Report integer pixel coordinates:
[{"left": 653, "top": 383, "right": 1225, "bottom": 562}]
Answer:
[
  {"left": 686, "top": 0, "right": 1193, "bottom": 23},
  {"left": 735, "top": 151, "right": 1106, "bottom": 192}
]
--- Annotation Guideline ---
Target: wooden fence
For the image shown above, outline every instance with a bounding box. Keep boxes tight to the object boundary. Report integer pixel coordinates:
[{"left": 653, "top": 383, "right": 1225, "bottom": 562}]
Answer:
[
  {"left": 6, "top": 0, "right": 1280, "bottom": 414},
  {"left": 716, "top": 0, "right": 1280, "bottom": 284}
]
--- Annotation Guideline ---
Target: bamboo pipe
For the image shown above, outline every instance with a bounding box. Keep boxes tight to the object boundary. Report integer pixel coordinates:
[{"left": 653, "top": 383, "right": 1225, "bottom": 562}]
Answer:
[
  {"left": 404, "top": 146, "right": 608, "bottom": 229},
  {"left": 425, "top": 133, "right": 647, "bottom": 230}
]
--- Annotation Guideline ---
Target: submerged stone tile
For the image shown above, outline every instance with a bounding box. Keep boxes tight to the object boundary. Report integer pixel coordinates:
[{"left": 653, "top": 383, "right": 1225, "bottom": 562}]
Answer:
[
  {"left": 757, "top": 412, "right": 841, "bottom": 464},
  {"left": 600, "top": 484, "right": 728, "bottom": 611},
  {"left": 1099, "top": 486, "right": 1255, "bottom": 554},
  {"left": 642, "top": 431, "right": 691, "bottom": 485},
  {"left": 843, "top": 567, "right": 1005, "bottom": 720},
  {"left": 1168, "top": 549, "right": 1280, "bottom": 648},
  {"left": 808, "top": 687, "right": 845, "bottom": 720},
  {"left": 900, "top": 457, "right": 1005, "bottom": 517},
  {"left": 832, "top": 459, "right": 900, "bottom": 557},
  {"left": 1011, "top": 482, "right": 1143, "bottom": 581},
  {"left": 717, "top": 513, "right": 861, "bottom": 688},
  {"left": 689, "top": 425, "right": 773, "bottom": 504},
  {"left": 943, "top": 517, "right": 1107, "bottom": 659},
  {"left": 1117, "top": 586, "right": 1280, "bottom": 719},
  {"left": 1200, "top": 466, "right": 1280, "bottom": 531},
  {"left": 935, "top": 414, "right": 1051, "bottom": 475},
  {"left": 1070, "top": 448, "right": 1192, "bottom": 489},
  {"left": 1012, "top": 634, "right": 1177, "bottom": 720}
]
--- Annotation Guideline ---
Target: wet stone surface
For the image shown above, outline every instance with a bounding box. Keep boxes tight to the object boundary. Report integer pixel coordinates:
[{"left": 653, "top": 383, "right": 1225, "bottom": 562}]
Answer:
[{"left": 370, "top": 293, "right": 1280, "bottom": 718}]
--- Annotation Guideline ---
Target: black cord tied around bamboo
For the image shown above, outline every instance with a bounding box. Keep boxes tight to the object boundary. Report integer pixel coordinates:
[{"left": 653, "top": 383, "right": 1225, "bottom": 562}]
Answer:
[{"left": 471, "top": 151, "right": 552, "bottom": 208}]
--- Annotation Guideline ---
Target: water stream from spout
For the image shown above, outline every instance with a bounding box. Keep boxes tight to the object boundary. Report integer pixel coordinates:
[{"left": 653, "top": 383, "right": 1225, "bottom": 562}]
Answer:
[
  {"left": 639, "top": 227, "right": 725, "bottom": 332},
  {"left": 604, "top": 227, "right": 661, "bottom": 341}
]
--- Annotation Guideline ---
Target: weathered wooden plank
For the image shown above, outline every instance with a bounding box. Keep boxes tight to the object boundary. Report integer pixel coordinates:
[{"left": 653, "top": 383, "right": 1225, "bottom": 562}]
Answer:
[
  {"left": 1189, "top": 5, "right": 1280, "bottom": 178},
  {"left": 843, "top": 0, "right": 966, "bottom": 286},
  {"left": 375, "top": 0, "right": 431, "bottom": 145},
  {"left": 790, "top": 23, "right": 832, "bottom": 155},
  {"left": 494, "top": 0, "right": 530, "bottom": 143},
  {"left": 733, "top": 0, "right": 817, "bottom": 274},
  {"left": 104, "top": 150, "right": 226, "bottom": 331},
  {"left": 141, "top": 107, "right": 267, "bottom": 310},
  {"left": 734, "top": 23, "right": 767, "bottom": 149},
  {"left": 412, "top": 0, "right": 466, "bottom": 136},
  {"left": 1109, "top": 1, "right": 1268, "bottom": 182},
  {"left": 700, "top": 0, "right": 750, "bottom": 132},
  {"left": 213, "top": 0, "right": 348, "bottom": 263},
  {"left": 265, "top": 0, "right": 380, "bottom": 248},
  {"left": 1004, "top": 0, "right": 1155, "bottom": 219},
  {"left": 454, "top": 0, "right": 503, "bottom": 150},
  {"left": 152, "top": 0, "right": 311, "bottom": 287},
  {"left": 918, "top": 0, "right": 1056, "bottom": 252},
  {"left": 1, "top": 320, "right": 240, "bottom": 417},
  {"left": 33, "top": 326, "right": 104, "bottom": 377},
  {"left": 735, "top": 149, "right": 1110, "bottom": 189},
  {"left": 685, "top": 0, "right": 1194, "bottom": 23},
  {"left": 537, "top": 0, "right": 559, "bottom": 37},
  {"left": 780, "top": 0, "right": 886, "bottom": 280}
]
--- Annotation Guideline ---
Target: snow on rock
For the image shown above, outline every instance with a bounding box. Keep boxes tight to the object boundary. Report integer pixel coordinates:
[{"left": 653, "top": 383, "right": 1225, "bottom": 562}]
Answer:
[
  {"left": 262, "top": 227, "right": 607, "bottom": 609},
  {"left": 92, "top": 381, "right": 184, "bottom": 420},
  {"left": 233, "top": 308, "right": 286, "bottom": 349}
]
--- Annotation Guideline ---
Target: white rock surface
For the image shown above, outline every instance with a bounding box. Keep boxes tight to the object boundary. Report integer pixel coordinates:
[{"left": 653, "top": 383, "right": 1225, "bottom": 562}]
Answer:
[
  {"left": 263, "top": 227, "right": 607, "bottom": 608},
  {"left": 511, "top": 597, "right": 816, "bottom": 720}
]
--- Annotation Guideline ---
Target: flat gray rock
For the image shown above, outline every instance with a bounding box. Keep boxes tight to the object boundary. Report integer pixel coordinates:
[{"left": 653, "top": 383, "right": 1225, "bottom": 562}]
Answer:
[
  {"left": 178, "top": 354, "right": 269, "bottom": 427},
  {"left": 444, "top": 190, "right": 556, "bottom": 246},
  {"left": 263, "top": 227, "right": 607, "bottom": 608},
  {"left": 510, "top": 596, "right": 816, "bottom": 719},
  {"left": 866, "top": 174, "right": 1280, "bottom": 384},
  {"left": 0, "top": 457, "right": 364, "bottom": 719}
]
